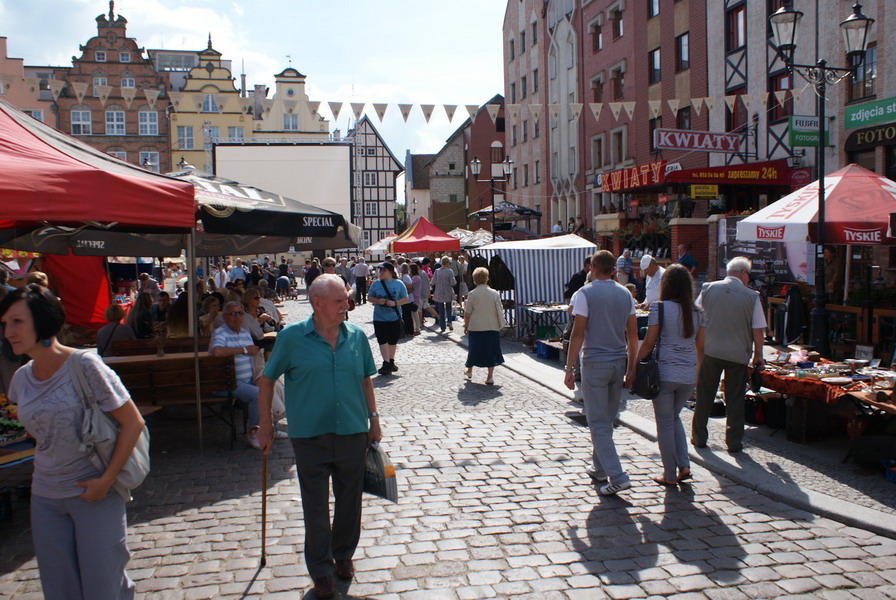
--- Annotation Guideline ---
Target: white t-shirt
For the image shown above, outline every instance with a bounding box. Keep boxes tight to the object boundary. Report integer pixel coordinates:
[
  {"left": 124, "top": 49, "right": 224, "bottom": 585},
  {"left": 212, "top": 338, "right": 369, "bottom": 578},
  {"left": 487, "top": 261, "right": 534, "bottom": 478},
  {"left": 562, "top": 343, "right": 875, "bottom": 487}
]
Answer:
[
  {"left": 10, "top": 352, "right": 129, "bottom": 499},
  {"left": 644, "top": 266, "right": 666, "bottom": 307}
]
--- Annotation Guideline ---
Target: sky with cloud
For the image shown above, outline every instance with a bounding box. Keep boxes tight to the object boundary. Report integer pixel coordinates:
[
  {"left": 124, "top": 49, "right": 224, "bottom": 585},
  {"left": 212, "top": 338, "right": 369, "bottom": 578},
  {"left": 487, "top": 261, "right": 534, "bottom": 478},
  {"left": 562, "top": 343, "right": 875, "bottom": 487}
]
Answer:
[{"left": 1, "top": 0, "right": 507, "bottom": 195}]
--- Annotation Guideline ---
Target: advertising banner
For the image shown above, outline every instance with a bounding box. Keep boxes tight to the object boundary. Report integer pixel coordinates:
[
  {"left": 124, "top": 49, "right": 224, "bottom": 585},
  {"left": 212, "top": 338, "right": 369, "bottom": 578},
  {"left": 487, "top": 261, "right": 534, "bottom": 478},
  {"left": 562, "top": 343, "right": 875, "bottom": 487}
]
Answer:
[
  {"left": 718, "top": 216, "right": 812, "bottom": 284},
  {"left": 844, "top": 96, "right": 896, "bottom": 130}
]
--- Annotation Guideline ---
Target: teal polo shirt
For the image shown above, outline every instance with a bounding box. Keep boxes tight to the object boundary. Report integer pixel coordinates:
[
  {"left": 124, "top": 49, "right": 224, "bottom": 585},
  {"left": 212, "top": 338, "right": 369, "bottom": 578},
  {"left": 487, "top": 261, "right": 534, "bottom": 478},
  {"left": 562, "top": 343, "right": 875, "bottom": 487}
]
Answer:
[{"left": 263, "top": 316, "right": 377, "bottom": 438}]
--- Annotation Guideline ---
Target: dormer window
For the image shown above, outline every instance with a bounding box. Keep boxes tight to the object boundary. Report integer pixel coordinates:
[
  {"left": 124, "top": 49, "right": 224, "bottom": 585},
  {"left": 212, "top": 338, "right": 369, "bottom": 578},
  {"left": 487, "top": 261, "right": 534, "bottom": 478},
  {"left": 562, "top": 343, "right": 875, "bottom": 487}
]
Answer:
[
  {"left": 120, "top": 52, "right": 131, "bottom": 63},
  {"left": 96, "top": 51, "right": 106, "bottom": 62}
]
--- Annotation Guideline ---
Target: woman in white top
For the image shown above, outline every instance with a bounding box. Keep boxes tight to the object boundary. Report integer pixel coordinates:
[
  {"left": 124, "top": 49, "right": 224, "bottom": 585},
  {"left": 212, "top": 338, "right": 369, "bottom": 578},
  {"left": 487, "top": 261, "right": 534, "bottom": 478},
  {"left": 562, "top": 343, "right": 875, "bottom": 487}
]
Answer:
[{"left": 463, "top": 267, "right": 506, "bottom": 385}]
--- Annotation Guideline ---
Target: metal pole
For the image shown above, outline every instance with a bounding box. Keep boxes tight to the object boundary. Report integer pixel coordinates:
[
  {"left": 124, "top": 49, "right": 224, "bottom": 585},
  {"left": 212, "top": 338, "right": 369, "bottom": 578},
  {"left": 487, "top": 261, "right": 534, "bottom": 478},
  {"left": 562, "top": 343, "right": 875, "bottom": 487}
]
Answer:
[
  {"left": 809, "top": 59, "right": 830, "bottom": 356},
  {"left": 491, "top": 173, "right": 496, "bottom": 243}
]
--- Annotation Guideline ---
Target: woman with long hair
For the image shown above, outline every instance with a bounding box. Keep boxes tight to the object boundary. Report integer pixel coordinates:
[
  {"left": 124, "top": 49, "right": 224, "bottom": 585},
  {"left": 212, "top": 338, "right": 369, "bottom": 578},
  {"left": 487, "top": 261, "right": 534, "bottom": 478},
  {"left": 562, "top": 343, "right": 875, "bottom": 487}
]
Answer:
[
  {"left": 634, "top": 264, "right": 704, "bottom": 486},
  {"left": 198, "top": 295, "right": 221, "bottom": 337},
  {"left": 125, "top": 292, "right": 153, "bottom": 339},
  {"left": 1, "top": 285, "right": 144, "bottom": 599}
]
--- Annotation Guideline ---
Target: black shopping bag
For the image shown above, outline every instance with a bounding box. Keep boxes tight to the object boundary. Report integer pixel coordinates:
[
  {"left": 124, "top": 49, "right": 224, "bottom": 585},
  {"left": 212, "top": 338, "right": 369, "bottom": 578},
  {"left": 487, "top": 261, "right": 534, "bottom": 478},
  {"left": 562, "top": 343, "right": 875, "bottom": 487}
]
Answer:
[{"left": 363, "top": 443, "right": 398, "bottom": 503}]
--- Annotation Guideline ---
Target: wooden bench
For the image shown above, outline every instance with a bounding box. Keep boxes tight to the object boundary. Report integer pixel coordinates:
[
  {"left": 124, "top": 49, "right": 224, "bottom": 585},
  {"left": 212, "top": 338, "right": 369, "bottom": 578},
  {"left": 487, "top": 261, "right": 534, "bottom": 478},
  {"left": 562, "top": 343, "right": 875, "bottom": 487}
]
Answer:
[
  {"left": 104, "top": 353, "right": 243, "bottom": 447},
  {"left": 108, "top": 336, "right": 211, "bottom": 357}
]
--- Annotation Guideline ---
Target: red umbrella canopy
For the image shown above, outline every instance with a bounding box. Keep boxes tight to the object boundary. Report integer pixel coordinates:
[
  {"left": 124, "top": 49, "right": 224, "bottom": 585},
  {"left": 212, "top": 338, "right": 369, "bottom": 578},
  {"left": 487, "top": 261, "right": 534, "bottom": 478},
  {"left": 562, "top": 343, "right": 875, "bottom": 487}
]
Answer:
[
  {"left": 392, "top": 217, "right": 460, "bottom": 253},
  {"left": 0, "top": 99, "right": 194, "bottom": 229},
  {"left": 738, "top": 164, "right": 896, "bottom": 245}
]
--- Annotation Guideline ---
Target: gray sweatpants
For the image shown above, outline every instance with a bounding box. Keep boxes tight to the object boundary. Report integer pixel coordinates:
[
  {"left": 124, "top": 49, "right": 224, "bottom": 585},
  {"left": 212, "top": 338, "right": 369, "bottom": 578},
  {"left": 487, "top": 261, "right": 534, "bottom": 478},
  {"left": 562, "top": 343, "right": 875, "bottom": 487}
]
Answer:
[
  {"left": 581, "top": 358, "right": 630, "bottom": 486},
  {"left": 31, "top": 492, "right": 135, "bottom": 600}
]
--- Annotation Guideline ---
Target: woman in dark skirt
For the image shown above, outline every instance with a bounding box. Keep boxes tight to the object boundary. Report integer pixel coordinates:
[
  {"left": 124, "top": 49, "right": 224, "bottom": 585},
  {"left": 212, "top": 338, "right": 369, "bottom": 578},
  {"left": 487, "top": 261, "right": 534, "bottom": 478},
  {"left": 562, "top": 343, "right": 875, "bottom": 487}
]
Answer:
[{"left": 463, "top": 267, "right": 506, "bottom": 385}]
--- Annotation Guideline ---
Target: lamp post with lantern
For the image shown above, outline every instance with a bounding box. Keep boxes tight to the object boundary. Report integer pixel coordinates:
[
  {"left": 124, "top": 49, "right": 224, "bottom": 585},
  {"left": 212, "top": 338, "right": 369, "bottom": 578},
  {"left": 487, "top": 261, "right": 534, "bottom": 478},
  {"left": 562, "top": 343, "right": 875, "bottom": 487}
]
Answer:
[
  {"left": 469, "top": 155, "right": 514, "bottom": 243},
  {"left": 769, "top": 1, "right": 874, "bottom": 356}
]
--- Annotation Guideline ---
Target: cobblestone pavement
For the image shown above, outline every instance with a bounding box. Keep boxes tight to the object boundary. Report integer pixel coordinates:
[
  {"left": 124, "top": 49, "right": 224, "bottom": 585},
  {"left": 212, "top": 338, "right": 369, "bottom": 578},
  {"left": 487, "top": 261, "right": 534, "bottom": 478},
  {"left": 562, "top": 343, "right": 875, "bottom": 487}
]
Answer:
[{"left": 1, "top": 298, "right": 896, "bottom": 599}]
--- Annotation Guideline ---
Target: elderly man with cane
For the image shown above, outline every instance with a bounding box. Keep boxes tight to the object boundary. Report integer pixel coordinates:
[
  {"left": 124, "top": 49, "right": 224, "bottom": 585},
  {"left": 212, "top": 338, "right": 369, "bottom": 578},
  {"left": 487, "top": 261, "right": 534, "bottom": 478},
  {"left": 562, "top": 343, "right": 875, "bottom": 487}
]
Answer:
[{"left": 256, "top": 274, "right": 382, "bottom": 599}]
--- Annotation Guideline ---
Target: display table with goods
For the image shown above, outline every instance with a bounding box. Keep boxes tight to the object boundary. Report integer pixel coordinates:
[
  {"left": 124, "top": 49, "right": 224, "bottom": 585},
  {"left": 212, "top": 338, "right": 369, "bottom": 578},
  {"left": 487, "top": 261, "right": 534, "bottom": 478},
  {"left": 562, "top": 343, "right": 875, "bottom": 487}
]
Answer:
[
  {"left": 518, "top": 303, "right": 569, "bottom": 341},
  {"left": 0, "top": 393, "right": 33, "bottom": 467},
  {"left": 759, "top": 356, "right": 896, "bottom": 443}
]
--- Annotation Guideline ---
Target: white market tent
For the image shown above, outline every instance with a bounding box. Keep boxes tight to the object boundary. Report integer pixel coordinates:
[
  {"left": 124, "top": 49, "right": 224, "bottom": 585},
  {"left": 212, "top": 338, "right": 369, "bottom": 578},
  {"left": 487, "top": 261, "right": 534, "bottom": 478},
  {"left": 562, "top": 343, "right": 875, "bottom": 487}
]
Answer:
[{"left": 474, "top": 234, "right": 597, "bottom": 305}]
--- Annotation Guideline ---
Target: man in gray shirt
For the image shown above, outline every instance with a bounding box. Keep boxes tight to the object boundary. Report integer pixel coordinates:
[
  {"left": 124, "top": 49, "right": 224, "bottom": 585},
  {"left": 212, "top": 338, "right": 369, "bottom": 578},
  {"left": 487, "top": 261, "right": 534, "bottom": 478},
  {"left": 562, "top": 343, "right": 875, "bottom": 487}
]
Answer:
[
  {"left": 564, "top": 250, "right": 638, "bottom": 495},
  {"left": 691, "top": 256, "right": 767, "bottom": 453}
]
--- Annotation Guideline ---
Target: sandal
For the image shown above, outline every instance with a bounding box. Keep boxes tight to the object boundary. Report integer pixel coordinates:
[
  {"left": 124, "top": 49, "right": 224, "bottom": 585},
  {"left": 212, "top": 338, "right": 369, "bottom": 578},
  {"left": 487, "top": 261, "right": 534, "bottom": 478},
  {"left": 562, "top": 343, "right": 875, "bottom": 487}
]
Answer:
[
  {"left": 653, "top": 476, "right": 678, "bottom": 487},
  {"left": 464, "top": 368, "right": 472, "bottom": 379},
  {"left": 678, "top": 468, "right": 692, "bottom": 482},
  {"left": 485, "top": 378, "right": 494, "bottom": 385}
]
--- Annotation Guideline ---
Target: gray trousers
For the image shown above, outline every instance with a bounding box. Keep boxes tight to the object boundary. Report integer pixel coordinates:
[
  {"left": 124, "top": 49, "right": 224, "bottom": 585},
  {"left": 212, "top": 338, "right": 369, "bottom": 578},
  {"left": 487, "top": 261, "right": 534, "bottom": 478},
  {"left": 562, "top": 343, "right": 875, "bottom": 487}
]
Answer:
[
  {"left": 652, "top": 381, "right": 693, "bottom": 481},
  {"left": 692, "top": 354, "right": 748, "bottom": 451},
  {"left": 292, "top": 433, "right": 368, "bottom": 579},
  {"left": 581, "top": 358, "right": 629, "bottom": 485},
  {"left": 31, "top": 493, "right": 135, "bottom": 600}
]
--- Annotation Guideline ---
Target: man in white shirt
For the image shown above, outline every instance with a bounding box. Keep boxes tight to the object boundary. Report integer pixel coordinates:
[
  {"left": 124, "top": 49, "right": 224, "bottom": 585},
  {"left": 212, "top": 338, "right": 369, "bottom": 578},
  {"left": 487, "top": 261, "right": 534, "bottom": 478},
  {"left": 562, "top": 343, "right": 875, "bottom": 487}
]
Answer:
[
  {"left": 551, "top": 220, "right": 563, "bottom": 234},
  {"left": 351, "top": 258, "right": 370, "bottom": 304},
  {"left": 212, "top": 263, "right": 228, "bottom": 292},
  {"left": 636, "top": 255, "right": 665, "bottom": 309}
]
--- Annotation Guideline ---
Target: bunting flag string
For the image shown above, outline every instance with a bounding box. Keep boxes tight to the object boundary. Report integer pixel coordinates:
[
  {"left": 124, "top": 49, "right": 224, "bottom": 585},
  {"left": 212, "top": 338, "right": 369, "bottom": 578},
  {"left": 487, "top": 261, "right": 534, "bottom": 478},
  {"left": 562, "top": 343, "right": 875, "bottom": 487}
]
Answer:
[
  {"left": 307, "top": 100, "right": 321, "bottom": 116},
  {"left": 213, "top": 94, "right": 227, "bottom": 113},
  {"left": 373, "top": 102, "right": 388, "bottom": 122},
  {"left": 443, "top": 104, "right": 457, "bottom": 122},
  {"left": 569, "top": 102, "right": 583, "bottom": 122},
  {"left": 282, "top": 99, "right": 298, "bottom": 114},
  {"left": 420, "top": 104, "right": 435, "bottom": 123},
  {"left": 25, "top": 77, "right": 40, "bottom": 96},
  {"left": 666, "top": 98, "right": 680, "bottom": 118},
  {"left": 691, "top": 97, "right": 704, "bottom": 116},
  {"left": 648, "top": 99, "right": 662, "bottom": 119},
  {"left": 608, "top": 102, "right": 622, "bottom": 120},
  {"left": 143, "top": 88, "right": 160, "bottom": 109},
  {"left": 328, "top": 101, "right": 343, "bottom": 122},
  {"left": 588, "top": 102, "right": 602, "bottom": 122},
  {"left": 70, "top": 81, "right": 88, "bottom": 104},
  {"left": 48, "top": 79, "right": 66, "bottom": 101},
  {"left": 485, "top": 103, "right": 500, "bottom": 125},
  {"left": 465, "top": 104, "right": 480, "bottom": 123},
  {"left": 259, "top": 98, "right": 274, "bottom": 116},
  {"left": 237, "top": 96, "right": 253, "bottom": 115},
  {"left": 120, "top": 87, "right": 137, "bottom": 108},
  {"left": 398, "top": 103, "right": 413, "bottom": 122},
  {"left": 622, "top": 102, "right": 636, "bottom": 120},
  {"left": 528, "top": 103, "right": 542, "bottom": 121},
  {"left": 95, "top": 84, "right": 112, "bottom": 106},
  {"left": 351, "top": 102, "right": 365, "bottom": 121},
  {"left": 704, "top": 96, "right": 716, "bottom": 113},
  {"left": 548, "top": 103, "right": 561, "bottom": 125},
  {"left": 505, "top": 103, "right": 521, "bottom": 121}
]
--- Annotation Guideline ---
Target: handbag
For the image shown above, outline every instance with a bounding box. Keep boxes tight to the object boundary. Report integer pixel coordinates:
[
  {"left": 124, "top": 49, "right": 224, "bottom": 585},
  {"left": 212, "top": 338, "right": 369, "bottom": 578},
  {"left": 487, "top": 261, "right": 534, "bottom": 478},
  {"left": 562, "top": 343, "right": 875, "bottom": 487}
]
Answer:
[
  {"left": 632, "top": 302, "right": 664, "bottom": 400},
  {"left": 69, "top": 350, "right": 150, "bottom": 501},
  {"left": 363, "top": 442, "right": 398, "bottom": 503},
  {"left": 493, "top": 293, "right": 510, "bottom": 329}
]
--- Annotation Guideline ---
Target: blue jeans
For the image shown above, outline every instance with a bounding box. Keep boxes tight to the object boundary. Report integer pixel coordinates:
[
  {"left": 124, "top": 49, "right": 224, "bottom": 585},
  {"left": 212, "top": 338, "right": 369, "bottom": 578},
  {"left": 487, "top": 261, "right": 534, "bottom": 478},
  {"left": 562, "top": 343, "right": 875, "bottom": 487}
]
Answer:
[
  {"left": 31, "top": 493, "right": 135, "bottom": 600},
  {"left": 581, "top": 358, "right": 629, "bottom": 485},
  {"left": 435, "top": 301, "right": 451, "bottom": 330},
  {"left": 652, "top": 381, "right": 693, "bottom": 482},
  {"left": 215, "top": 380, "right": 259, "bottom": 429}
]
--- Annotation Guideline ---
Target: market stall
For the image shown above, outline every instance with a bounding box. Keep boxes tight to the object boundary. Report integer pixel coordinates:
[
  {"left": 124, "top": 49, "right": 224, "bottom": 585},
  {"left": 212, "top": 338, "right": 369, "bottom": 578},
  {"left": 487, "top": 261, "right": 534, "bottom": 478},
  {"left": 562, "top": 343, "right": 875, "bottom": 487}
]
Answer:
[
  {"left": 391, "top": 217, "right": 460, "bottom": 254},
  {"left": 474, "top": 234, "right": 596, "bottom": 338}
]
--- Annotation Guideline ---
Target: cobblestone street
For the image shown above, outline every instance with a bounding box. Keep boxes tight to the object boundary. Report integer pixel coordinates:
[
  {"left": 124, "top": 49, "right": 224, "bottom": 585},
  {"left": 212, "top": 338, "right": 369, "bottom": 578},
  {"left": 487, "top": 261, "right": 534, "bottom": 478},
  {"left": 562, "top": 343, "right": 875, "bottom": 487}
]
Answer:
[{"left": 2, "top": 299, "right": 896, "bottom": 599}]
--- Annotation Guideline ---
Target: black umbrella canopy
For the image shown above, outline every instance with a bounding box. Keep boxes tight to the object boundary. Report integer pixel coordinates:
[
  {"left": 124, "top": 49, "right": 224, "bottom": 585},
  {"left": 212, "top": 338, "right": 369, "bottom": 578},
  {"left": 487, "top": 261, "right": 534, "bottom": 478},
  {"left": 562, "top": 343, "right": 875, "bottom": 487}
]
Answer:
[
  {"left": 468, "top": 201, "right": 542, "bottom": 222},
  {"left": 169, "top": 169, "right": 350, "bottom": 238}
]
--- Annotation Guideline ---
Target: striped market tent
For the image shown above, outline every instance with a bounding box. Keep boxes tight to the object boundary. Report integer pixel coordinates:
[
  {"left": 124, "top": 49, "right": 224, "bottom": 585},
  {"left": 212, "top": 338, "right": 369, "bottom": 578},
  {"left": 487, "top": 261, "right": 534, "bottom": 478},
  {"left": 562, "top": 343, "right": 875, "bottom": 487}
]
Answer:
[{"left": 472, "top": 235, "right": 597, "bottom": 336}]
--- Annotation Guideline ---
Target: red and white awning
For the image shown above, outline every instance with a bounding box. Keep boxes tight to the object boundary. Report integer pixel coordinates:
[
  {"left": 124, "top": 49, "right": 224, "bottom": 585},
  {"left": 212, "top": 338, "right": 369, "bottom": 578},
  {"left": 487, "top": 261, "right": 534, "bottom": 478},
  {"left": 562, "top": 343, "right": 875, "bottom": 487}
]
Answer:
[{"left": 737, "top": 164, "right": 896, "bottom": 246}]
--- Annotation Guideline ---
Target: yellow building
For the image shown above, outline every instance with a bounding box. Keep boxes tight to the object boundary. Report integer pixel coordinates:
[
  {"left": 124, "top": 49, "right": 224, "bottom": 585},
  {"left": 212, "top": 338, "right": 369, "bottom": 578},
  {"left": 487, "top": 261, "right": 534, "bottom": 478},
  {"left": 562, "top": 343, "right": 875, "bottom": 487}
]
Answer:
[{"left": 166, "top": 38, "right": 329, "bottom": 172}]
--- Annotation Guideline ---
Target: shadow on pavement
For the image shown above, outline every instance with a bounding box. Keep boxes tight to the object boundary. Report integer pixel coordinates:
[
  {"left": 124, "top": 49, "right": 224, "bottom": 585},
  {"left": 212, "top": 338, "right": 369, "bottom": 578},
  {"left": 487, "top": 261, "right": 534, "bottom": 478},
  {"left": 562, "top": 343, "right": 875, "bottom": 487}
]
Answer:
[{"left": 569, "top": 482, "right": 746, "bottom": 587}]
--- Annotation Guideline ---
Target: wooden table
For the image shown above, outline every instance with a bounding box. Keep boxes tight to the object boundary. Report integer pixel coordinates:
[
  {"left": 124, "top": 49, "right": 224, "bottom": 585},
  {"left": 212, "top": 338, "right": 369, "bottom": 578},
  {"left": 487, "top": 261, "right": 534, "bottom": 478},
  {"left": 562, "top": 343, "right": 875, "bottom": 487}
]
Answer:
[
  {"left": 846, "top": 390, "right": 896, "bottom": 416},
  {"left": 0, "top": 437, "right": 35, "bottom": 467},
  {"left": 103, "top": 351, "right": 201, "bottom": 365}
]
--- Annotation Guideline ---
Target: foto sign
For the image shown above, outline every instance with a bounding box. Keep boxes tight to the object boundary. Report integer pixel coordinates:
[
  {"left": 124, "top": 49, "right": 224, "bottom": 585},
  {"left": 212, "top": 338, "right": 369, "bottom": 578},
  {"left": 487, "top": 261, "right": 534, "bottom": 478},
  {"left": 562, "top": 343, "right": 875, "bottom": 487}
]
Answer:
[
  {"left": 653, "top": 129, "right": 740, "bottom": 153},
  {"left": 788, "top": 116, "right": 829, "bottom": 147},
  {"left": 690, "top": 184, "right": 718, "bottom": 199},
  {"left": 844, "top": 96, "right": 896, "bottom": 130}
]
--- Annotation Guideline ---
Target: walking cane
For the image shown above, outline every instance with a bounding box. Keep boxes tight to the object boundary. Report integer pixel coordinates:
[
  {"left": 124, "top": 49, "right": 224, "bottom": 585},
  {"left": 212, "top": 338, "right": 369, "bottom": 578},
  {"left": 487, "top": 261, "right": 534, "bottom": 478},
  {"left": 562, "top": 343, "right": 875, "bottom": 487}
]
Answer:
[{"left": 260, "top": 452, "right": 267, "bottom": 567}]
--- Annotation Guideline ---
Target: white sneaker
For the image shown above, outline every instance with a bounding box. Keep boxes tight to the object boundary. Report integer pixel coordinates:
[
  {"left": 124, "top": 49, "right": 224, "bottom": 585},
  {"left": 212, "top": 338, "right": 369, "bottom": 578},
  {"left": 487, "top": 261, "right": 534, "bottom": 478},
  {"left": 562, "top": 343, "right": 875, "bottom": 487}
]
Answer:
[
  {"left": 247, "top": 434, "right": 262, "bottom": 450},
  {"left": 274, "top": 429, "right": 289, "bottom": 439},
  {"left": 598, "top": 479, "right": 632, "bottom": 496}
]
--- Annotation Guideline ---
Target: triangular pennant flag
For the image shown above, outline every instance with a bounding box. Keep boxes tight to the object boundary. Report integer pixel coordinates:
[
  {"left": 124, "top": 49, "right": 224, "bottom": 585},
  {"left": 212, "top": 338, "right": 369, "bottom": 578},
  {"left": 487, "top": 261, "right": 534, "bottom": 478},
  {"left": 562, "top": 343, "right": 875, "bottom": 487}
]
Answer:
[
  {"left": 328, "top": 101, "right": 343, "bottom": 121},
  {"left": 648, "top": 99, "right": 662, "bottom": 118},
  {"left": 757, "top": 92, "right": 769, "bottom": 109},
  {"left": 237, "top": 96, "right": 253, "bottom": 115},
  {"left": 307, "top": 100, "right": 321, "bottom": 116},
  {"left": 528, "top": 103, "right": 542, "bottom": 121},
  {"left": 569, "top": 102, "right": 583, "bottom": 121},
  {"left": 690, "top": 97, "right": 704, "bottom": 116},
  {"left": 351, "top": 102, "right": 365, "bottom": 120},
  {"left": 373, "top": 103, "right": 388, "bottom": 122},
  {"left": 143, "top": 88, "right": 160, "bottom": 109},
  {"left": 282, "top": 99, "right": 298, "bottom": 115},
  {"left": 71, "top": 81, "right": 89, "bottom": 104},
  {"left": 95, "top": 84, "right": 112, "bottom": 106},
  {"left": 420, "top": 104, "right": 435, "bottom": 123},
  {"left": 398, "top": 103, "right": 413, "bottom": 122},
  {"left": 259, "top": 98, "right": 275, "bottom": 116},
  {"left": 666, "top": 98, "right": 680, "bottom": 117},
  {"left": 724, "top": 95, "right": 738, "bottom": 112},
  {"left": 465, "top": 104, "right": 480, "bottom": 123},
  {"left": 704, "top": 97, "right": 716, "bottom": 112},
  {"left": 742, "top": 94, "right": 754, "bottom": 112},
  {"left": 609, "top": 102, "right": 623, "bottom": 120},
  {"left": 167, "top": 91, "right": 183, "bottom": 111},
  {"left": 774, "top": 90, "right": 788, "bottom": 105},
  {"left": 0, "top": 74, "right": 14, "bottom": 93},
  {"left": 443, "top": 104, "right": 457, "bottom": 121},
  {"left": 548, "top": 103, "right": 561, "bottom": 125},
  {"left": 191, "top": 94, "right": 205, "bottom": 112},
  {"left": 505, "top": 103, "right": 521, "bottom": 121},
  {"left": 622, "top": 102, "right": 636, "bottom": 119},
  {"left": 485, "top": 104, "right": 500, "bottom": 124},
  {"left": 588, "top": 103, "right": 603, "bottom": 122},
  {"left": 120, "top": 87, "right": 137, "bottom": 108},
  {"left": 792, "top": 89, "right": 802, "bottom": 103},
  {"left": 212, "top": 94, "right": 227, "bottom": 113},
  {"left": 48, "top": 79, "right": 66, "bottom": 101},
  {"left": 25, "top": 77, "right": 40, "bottom": 95}
]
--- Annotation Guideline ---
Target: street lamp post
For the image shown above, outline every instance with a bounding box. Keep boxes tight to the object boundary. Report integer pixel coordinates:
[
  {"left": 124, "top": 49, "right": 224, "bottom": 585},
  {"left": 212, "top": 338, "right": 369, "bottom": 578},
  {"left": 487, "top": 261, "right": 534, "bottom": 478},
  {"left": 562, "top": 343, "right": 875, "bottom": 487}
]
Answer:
[
  {"left": 470, "top": 155, "right": 514, "bottom": 242},
  {"left": 769, "top": 1, "right": 873, "bottom": 357}
]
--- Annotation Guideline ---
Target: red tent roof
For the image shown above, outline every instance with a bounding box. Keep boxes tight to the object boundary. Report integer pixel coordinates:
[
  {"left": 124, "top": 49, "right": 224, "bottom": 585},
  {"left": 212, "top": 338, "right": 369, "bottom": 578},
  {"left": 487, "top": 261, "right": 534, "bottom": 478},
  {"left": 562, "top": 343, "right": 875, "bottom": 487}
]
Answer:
[
  {"left": 391, "top": 217, "right": 460, "bottom": 253},
  {"left": 0, "top": 98, "right": 194, "bottom": 229}
]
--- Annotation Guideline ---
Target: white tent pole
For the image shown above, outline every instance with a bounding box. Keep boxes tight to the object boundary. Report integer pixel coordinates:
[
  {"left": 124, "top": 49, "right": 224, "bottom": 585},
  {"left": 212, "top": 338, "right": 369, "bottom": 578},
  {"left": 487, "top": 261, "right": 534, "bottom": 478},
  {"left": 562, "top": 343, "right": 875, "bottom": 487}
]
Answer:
[{"left": 188, "top": 230, "right": 203, "bottom": 450}]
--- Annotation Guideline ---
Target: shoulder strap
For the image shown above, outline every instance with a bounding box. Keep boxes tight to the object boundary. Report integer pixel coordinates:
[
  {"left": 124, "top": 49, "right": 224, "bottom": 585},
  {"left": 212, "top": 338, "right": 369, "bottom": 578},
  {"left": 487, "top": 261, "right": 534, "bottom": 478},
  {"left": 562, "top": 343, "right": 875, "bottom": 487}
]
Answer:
[
  {"left": 68, "top": 350, "right": 97, "bottom": 412},
  {"left": 98, "top": 324, "right": 118, "bottom": 356},
  {"left": 379, "top": 280, "right": 403, "bottom": 319},
  {"left": 654, "top": 301, "right": 664, "bottom": 361}
]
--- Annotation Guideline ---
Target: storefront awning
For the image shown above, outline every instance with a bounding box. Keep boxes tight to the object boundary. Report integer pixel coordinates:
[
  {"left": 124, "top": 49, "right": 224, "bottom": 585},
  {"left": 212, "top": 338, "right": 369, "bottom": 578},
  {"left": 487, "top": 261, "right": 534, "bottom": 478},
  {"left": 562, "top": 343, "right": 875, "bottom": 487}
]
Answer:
[{"left": 666, "top": 159, "right": 792, "bottom": 186}]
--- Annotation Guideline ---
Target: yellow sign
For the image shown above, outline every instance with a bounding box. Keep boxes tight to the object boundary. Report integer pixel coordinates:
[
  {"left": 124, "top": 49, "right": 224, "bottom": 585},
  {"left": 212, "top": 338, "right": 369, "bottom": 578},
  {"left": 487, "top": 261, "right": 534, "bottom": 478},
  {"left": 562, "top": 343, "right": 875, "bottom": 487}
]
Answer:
[{"left": 690, "top": 184, "right": 718, "bottom": 199}]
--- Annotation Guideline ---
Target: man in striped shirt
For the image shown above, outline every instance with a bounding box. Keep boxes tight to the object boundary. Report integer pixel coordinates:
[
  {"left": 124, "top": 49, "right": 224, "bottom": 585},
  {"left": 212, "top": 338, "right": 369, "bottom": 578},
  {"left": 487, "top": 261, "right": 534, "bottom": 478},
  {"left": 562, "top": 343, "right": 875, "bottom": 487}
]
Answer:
[{"left": 210, "top": 301, "right": 267, "bottom": 449}]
